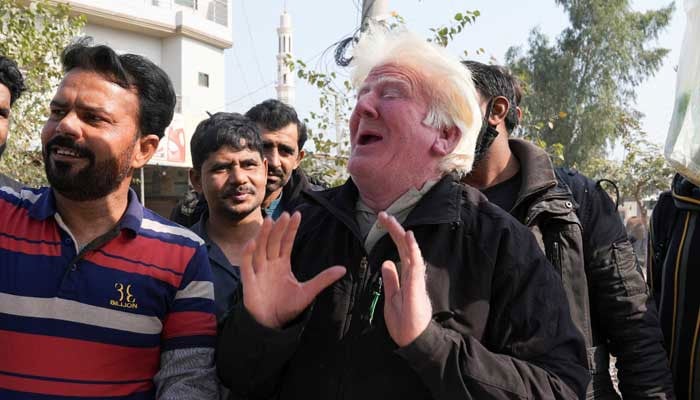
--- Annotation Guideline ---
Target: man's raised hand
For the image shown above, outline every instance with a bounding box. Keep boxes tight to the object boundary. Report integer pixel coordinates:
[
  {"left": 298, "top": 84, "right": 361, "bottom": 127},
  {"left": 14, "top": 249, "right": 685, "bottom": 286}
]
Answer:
[
  {"left": 240, "top": 212, "right": 346, "bottom": 329},
  {"left": 379, "top": 212, "right": 432, "bottom": 347}
]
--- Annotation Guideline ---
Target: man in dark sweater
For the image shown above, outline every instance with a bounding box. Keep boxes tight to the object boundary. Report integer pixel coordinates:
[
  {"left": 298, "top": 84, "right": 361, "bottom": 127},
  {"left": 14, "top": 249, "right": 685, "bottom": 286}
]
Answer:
[{"left": 217, "top": 27, "right": 589, "bottom": 400}]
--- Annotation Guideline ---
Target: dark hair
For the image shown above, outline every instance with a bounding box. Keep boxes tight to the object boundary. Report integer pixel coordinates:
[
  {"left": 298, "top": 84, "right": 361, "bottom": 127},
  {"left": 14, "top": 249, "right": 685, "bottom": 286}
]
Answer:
[
  {"left": 245, "top": 99, "right": 307, "bottom": 150},
  {"left": 190, "top": 112, "right": 264, "bottom": 172},
  {"left": 0, "top": 55, "right": 26, "bottom": 106},
  {"left": 462, "top": 61, "right": 522, "bottom": 133},
  {"left": 60, "top": 37, "right": 176, "bottom": 139}
]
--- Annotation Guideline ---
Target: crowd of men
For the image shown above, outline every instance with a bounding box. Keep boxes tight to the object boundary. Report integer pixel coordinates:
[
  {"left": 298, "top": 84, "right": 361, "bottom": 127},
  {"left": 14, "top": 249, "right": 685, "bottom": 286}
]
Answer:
[{"left": 0, "top": 25, "right": 697, "bottom": 400}]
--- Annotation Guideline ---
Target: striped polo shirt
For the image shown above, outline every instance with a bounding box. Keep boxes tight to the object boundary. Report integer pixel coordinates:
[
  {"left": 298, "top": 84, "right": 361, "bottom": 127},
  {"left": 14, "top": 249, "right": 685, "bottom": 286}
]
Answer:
[{"left": 0, "top": 186, "right": 217, "bottom": 399}]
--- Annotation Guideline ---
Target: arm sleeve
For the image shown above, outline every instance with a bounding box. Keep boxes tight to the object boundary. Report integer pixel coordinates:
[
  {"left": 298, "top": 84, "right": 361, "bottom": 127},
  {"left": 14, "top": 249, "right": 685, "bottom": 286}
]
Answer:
[
  {"left": 156, "top": 245, "right": 219, "bottom": 399},
  {"left": 216, "top": 301, "right": 308, "bottom": 399},
  {"left": 573, "top": 176, "right": 674, "bottom": 397},
  {"left": 647, "top": 193, "right": 673, "bottom": 308},
  {"left": 396, "top": 223, "right": 590, "bottom": 399}
]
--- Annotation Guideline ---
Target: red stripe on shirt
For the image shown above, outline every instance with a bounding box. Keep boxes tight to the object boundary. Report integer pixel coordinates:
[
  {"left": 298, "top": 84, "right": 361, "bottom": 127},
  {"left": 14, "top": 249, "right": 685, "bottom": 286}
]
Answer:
[
  {"left": 103, "top": 234, "right": 195, "bottom": 276},
  {"left": 0, "top": 200, "right": 60, "bottom": 244},
  {"left": 162, "top": 311, "right": 216, "bottom": 339},
  {"left": 0, "top": 373, "right": 152, "bottom": 398},
  {"left": 0, "top": 234, "right": 61, "bottom": 256},
  {"left": 85, "top": 250, "right": 183, "bottom": 288},
  {"left": 0, "top": 330, "right": 160, "bottom": 382}
]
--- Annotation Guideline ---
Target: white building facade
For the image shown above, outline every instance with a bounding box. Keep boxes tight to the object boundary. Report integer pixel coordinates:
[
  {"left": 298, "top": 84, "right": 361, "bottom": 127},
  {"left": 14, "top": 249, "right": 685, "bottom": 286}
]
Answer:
[{"left": 53, "top": 0, "right": 232, "bottom": 215}]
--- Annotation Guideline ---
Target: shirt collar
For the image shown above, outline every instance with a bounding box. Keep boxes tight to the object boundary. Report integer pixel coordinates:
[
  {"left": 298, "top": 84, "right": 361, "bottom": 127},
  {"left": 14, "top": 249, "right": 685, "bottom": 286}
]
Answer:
[{"left": 28, "top": 187, "right": 143, "bottom": 235}]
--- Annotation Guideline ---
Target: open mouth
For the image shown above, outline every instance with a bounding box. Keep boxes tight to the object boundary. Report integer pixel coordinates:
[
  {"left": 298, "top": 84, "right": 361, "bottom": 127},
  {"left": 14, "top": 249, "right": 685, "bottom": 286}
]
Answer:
[
  {"left": 51, "top": 146, "right": 85, "bottom": 160},
  {"left": 357, "top": 132, "right": 383, "bottom": 145}
]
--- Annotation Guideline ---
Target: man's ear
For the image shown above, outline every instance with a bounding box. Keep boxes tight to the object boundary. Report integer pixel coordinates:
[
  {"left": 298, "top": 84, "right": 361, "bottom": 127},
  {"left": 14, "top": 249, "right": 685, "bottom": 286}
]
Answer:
[
  {"left": 431, "top": 126, "right": 461, "bottom": 156},
  {"left": 488, "top": 96, "right": 510, "bottom": 127},
  {"left": 189, "top": 168, "right": 203, "bottom": 194},
  {"left": 132, "top": 134, "right": 160, "bottom": 169}
]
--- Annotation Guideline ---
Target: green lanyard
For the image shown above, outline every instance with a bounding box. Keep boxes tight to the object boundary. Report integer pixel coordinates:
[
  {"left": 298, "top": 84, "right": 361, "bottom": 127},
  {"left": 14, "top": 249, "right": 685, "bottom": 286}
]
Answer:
[{"left": 368, "top": 277, "right": 383, "bottom": 325}]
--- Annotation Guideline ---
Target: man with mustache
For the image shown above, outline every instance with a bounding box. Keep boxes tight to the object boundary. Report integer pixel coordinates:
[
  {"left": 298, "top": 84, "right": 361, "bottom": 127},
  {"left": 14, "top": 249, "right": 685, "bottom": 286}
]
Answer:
[
  {"left": 0, "top": 39, "right": 218, "bottom": 399},
  {"left": 170, "top": 99, "right": 316, "bottom": 226},
  {"left": 0, "top": 54, "right": 27, "bottom": 190},
  {"left": 245, "top": 99, "right": 318, "bottom": 219},
  {"left": 217, "top": 27, "right": 589, "bottom": 399},
  {"left": 188, "top": 112, "right": 268, "bottom": 322}
]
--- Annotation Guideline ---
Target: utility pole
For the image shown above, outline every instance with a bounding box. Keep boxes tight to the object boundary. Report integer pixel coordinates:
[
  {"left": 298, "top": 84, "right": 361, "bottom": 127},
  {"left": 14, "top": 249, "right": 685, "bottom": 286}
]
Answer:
[{"left": 361, "top": 0, "right": 390, "bottom": 31}]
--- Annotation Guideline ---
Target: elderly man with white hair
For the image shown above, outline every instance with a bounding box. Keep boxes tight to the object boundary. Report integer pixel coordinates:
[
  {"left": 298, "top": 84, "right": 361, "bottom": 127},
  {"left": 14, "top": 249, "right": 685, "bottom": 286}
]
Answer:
[{"left": 217, "top": 27, "right": 589, "bottom": 399}]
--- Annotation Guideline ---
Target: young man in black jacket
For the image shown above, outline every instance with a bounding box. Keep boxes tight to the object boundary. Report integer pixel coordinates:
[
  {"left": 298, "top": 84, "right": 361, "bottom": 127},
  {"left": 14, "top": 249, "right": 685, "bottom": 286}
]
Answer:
[
  {"left": 462, "top": 60, "right": 673, "bottom": 398},
  {"left": 216, "top": 27, "right": 589, "bottom": 399}
]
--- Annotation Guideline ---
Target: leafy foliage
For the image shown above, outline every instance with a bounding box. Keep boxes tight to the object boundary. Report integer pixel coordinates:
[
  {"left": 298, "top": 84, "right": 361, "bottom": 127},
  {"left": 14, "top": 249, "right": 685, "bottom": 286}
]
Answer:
[
  {"left": 506, "top": 0, "right": 674, "bottom": 166},
  {"left": 0, "top": 0, "right": 85, "bottom": 186},
  {"left": 578, "top": 130, "right": 673, "bottom": 223}
]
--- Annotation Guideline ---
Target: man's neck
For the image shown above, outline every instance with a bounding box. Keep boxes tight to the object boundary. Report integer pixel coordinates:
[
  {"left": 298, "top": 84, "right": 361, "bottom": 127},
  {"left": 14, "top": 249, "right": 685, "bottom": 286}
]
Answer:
[
  {"left": 463, "top": 135, "right": 520, "bottom": 189},
  {"left": 356, "top": 174, "right": 440, "bottom": 213},
  {"left": 54, "top": 189, "right": 129, "bottom": 248},
  {"left": 206, "top": 208, "right": 263, "bottom": 266},
  {"left": 262, "top": 188, "right": 282, "bottom": 209}
]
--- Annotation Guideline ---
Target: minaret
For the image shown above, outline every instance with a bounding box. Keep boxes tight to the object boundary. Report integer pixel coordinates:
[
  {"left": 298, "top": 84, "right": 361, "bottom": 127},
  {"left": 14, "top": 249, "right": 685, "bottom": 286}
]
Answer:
[{"left": 276, "top": 7, "right": 295, "bottom": 106}]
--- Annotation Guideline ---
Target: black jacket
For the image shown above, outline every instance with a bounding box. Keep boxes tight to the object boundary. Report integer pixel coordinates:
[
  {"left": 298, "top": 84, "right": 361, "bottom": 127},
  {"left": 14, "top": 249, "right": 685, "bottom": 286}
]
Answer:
[
  {"left": 217, "top": 174, "right": 589, "bottom": 399},
  {"left": 649, "top": 173, "right": 700, "bottom": 399},
  {"left": 507, "top": 139, "right": 672, "bottom": 399},
  {"left": 276, "top": 167, "right": 323, "bottom": 215}
]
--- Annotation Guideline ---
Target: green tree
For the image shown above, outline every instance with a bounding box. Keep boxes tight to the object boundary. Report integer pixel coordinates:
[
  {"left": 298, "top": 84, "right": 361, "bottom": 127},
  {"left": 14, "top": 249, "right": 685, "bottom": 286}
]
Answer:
[
  {"left": 506, "top": 0, "right": 673, "bottom": 166},
  {"left": 0, "top": 0, "right": 85, "bottom": 186},
  {"left": 579, "top": 130, "right": 673, "bottom": 224}
]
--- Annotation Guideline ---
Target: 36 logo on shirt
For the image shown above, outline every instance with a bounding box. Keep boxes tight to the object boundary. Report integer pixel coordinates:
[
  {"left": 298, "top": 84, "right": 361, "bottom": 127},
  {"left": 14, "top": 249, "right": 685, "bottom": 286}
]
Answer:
[{"left": 111, "top": 283, "right": 138, "bottom": 309}]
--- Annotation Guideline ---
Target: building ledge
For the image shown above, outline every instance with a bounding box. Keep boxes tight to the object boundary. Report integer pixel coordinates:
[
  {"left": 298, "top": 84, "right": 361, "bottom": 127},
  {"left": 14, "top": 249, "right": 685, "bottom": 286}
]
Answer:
[{"left": 50, "top": 0, "right": 232, "bottom": 49}]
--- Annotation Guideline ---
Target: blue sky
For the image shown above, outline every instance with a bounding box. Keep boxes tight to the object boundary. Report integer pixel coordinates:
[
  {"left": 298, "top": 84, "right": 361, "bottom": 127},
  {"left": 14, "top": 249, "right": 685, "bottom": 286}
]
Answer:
[{"left": 224, "top": 0, "right": 685, "bottom": 147}]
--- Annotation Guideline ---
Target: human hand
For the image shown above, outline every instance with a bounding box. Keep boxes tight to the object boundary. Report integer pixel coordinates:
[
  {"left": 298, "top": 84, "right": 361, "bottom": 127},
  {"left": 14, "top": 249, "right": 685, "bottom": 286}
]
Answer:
[
  {"left": 240, "top": 212, "right": 346, "bottom": 329},
  {"left": 378, "top": 212, "right": 432, "bottom": 347}
]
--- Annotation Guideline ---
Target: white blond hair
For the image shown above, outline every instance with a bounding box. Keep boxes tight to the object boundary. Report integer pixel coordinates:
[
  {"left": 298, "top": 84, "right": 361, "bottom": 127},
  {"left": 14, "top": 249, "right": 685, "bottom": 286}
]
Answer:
[{"left": 350, "top": 24, "right": 482, "bottom": 176}]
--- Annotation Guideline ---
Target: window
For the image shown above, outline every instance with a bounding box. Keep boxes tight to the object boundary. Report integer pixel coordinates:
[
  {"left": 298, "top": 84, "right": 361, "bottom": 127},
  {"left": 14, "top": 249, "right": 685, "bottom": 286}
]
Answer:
[
  {"left": 175, "top": 0, "right": 197, "bottom": 8},
  {"left": 206, "top": 0, "right": 228, "bottom": 26},
  {"left": 198, "top": 72, "right": 209, "bottom": 88}
]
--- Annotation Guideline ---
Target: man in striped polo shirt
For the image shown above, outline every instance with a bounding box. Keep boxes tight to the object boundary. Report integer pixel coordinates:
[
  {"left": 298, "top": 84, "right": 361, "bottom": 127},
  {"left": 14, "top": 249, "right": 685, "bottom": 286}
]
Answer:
[{"left": 0, "top": 38, "right": 218, "bottom": 399}]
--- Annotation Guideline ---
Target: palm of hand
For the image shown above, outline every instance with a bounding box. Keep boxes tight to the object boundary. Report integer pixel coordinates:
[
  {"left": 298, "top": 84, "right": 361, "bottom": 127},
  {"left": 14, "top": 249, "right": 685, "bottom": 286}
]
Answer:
[
  {"left": 378, "top": 212, "right": 433, "bottom": 347},
  {"left": 240, "top": 212, "right": 346, "bottom": 329}
]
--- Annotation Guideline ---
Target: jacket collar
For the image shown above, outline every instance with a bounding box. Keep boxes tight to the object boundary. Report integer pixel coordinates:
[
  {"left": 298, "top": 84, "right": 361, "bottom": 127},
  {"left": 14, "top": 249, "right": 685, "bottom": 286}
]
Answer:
[
  {"left": 672, "top": 173, "right": 700, "bottom": 211},
  {"left": 280, "top": 168, "right": 315, "bottom": 209},
  {"left": 508, "top": 139, "right": 558, "bottom": 205},
  {"left": 304, "top": 174, "right": 464, "bottom": 239}
]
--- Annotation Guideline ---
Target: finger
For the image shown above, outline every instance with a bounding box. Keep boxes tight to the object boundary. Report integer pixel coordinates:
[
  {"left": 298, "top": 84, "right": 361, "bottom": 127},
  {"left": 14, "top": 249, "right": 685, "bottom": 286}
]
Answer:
[
  {"left": 253, "top": 218, "right": 273, "bottom": 268},
  {"left": 378, "top": 212, "right": 409, "bottom": 262},
  {"left": 280, "top": 211, "right": 302, "bottom": 258},
  {"left": 240, "top": 239, "right": 257, "bottom": 283},
  {"left": 266, "top": 212, "right": 290, "bottom": 260},
  {"left": 404, "top": 231, "right": 427, "bottom": 292},
  {"left": 381, "top": 260, "right": 401, "bottom": 301},
  {"left": 301, "top": 266, "right": 346, "bottom": 304}
]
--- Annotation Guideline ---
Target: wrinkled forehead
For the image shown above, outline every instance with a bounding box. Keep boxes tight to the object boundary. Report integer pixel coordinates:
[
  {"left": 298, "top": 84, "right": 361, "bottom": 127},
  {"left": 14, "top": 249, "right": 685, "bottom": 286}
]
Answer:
[{"left": 361, "top": 63, "right": 428, "bottom": 95}]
